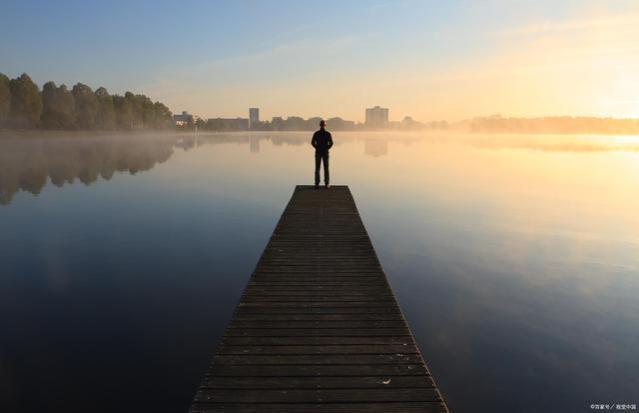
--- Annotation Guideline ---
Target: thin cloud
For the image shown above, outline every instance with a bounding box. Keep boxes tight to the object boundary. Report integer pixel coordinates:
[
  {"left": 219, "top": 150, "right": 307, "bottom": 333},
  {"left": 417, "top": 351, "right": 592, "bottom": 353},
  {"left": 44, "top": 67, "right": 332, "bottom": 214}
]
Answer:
[{"left": 497, "top": 14, "right": 639, "bottom": 36}]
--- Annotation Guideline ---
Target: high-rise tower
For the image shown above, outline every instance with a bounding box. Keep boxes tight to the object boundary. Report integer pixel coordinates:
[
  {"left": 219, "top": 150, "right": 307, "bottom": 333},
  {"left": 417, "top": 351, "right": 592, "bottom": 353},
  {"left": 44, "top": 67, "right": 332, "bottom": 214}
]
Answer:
[{"left": 249, "top": 108, "right": 259, "bottom": 129}]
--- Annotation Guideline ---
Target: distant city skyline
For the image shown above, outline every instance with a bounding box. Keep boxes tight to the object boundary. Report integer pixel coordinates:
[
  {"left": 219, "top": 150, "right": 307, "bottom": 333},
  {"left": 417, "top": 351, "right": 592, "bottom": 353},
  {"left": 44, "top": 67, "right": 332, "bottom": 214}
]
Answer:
[
  {"left": 180, "top": 106, "right": 403, "bottom": 125},
  {"left": 174, "top": 106, "right": 431, "bottom": 132},
  {"left": 2, "top": 1, "right": 639, "bottom": 120},
  {"left": 174, "top": 106, "right": 639, "bottom": 134}
]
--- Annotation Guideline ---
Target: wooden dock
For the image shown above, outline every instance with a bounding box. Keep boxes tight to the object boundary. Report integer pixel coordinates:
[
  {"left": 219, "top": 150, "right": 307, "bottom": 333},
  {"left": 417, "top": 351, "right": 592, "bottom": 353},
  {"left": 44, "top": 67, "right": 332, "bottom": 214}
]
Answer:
[{"left": 191, "top": 185, "right": 448, "bottom": 413}]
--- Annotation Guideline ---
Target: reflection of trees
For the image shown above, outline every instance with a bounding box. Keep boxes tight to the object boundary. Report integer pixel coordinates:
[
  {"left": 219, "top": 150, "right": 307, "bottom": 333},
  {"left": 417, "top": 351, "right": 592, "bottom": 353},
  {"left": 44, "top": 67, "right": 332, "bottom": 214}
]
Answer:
[
  {"left": 0, "top": 134, "right": 177, "bottom": 205},
  {"left": 0, "top": 131, "right": 431, "bottom": 205}
]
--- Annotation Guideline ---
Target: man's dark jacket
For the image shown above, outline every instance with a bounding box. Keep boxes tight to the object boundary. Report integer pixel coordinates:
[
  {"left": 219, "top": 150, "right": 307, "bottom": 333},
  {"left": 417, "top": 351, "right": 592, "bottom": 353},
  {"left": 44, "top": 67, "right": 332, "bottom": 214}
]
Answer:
[{"left": 311, "top": 129, "right": 333, "bottom": 154}]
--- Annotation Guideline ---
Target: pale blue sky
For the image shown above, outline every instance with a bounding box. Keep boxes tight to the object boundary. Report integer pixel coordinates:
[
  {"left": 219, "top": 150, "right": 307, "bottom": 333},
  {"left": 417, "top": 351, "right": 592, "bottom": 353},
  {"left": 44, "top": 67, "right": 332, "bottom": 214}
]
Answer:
[{"left": 2, "top": 0, "right": 638, "bottom": 121}]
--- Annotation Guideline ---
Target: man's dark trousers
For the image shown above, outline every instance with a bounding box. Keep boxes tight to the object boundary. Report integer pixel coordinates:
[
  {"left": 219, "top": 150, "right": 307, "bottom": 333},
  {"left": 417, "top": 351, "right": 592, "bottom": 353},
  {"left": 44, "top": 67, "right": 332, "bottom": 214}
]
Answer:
[{"left": 315, "top": 151, "right": 329, "bottom": 186}]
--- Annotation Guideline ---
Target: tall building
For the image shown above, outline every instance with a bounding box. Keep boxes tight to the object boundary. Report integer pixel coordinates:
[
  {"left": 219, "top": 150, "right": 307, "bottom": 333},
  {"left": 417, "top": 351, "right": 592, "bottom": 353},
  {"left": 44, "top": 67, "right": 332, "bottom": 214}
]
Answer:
[
  {"left": 249, "top": 108, "right": 259, "bottom": 128},
  {"left": 365, "top": 106, "right": 389, "bottom": 128}
]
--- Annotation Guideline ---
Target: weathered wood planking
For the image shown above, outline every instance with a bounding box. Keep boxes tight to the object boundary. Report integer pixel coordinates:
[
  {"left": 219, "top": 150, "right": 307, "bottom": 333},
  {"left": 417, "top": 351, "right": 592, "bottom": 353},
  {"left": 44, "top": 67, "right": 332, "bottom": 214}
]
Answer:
[{"left": 191, "top": 185, "right": 448, "bottom": 413}]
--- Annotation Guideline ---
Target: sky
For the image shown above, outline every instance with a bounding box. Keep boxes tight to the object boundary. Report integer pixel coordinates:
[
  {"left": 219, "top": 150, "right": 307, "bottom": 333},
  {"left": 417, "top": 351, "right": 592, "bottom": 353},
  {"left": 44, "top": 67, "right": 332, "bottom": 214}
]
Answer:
[{"left": 2, "top": 0, "right": 639, "bottom": 122}]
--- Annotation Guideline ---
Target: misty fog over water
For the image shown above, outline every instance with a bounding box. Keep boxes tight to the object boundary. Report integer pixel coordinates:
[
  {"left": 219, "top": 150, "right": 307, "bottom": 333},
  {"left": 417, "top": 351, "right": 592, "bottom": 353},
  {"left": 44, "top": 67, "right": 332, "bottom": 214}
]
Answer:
[{"left": 1, "top": 131, "right": 638, "bottom": 412}]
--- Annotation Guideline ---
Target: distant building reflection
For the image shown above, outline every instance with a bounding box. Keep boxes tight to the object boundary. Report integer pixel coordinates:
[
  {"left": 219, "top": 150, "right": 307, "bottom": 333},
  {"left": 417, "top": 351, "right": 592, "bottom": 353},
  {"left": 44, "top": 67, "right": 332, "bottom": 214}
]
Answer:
[
  {"left": 176, "top": 135, "right": 199, "bottom": 151},
  {"left": 249, "top": 136, "right": 260, "bottom": 153},
  {"left": 364, "top": 139, "right": 388, "bottom": 157}
]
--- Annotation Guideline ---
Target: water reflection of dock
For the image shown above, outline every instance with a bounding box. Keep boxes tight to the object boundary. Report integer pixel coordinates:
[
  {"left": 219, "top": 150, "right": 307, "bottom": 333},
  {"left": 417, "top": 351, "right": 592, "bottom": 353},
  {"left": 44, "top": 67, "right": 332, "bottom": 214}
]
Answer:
[{"left": 190, "top": 185, "right": 448, "bottom": 413}]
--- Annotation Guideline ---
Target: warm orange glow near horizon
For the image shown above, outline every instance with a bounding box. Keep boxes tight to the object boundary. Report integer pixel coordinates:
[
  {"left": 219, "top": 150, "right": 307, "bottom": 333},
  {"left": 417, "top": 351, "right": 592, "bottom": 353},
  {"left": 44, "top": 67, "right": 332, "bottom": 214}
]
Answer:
[
  {"left": 4, "top": 2, "right": 639, "bottom": 122},
  {"left": 137, "top": 5, "right": 639, "bottom": 123}
]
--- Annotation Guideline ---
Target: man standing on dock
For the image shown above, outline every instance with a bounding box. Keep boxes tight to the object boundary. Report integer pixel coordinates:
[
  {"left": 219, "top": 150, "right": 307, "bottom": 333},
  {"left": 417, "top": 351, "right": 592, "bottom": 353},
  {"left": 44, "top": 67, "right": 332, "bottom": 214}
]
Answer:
[{"left": 311, "top": 119, "right": 333, "bottom": 189}]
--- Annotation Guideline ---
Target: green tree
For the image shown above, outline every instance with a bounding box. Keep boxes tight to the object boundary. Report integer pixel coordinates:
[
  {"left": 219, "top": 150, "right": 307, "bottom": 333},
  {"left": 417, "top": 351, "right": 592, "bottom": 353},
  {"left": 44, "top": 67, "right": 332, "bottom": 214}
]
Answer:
[
  {"left": 1, "top": 72, "right": 174, "bottom": 131},
  {"left": 9, "top": 73, "right": 42, "bottom": 128},
  {"left": 138, "top": 94, "right": 155, "bottom": 128},
  {"left": 123, "top": 92, "right": 137, "bottom": 128},
  {"left": 0, "top": 73, "right": 10, "bottom": 126},
  {"left": 41, "top": 81, "right": 75, "bottom": 129},
  {"left": 124, "top": 92, "right": 146, "bottom": 129},
  {"left": 113, "top": 94, "right": 133, "bottom": 129},
  {"left": 41, "top": 81, "right": 57, "bottom": 128},
  {"left": 153, "top": 101, "right": 172, "bottom": 129},
  {"left": 72, "top": 83, "right": 98, "bottom": 129},
  {"left": 94, "top": 87, "right": 115, "bottom": 129}
]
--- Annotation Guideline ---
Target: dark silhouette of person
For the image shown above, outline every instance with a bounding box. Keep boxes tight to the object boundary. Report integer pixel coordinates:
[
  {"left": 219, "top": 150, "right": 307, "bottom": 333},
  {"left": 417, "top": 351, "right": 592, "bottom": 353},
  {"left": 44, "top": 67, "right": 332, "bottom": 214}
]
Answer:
[{"left": 311, "top": 119, "right": 333, "bottom": 188}]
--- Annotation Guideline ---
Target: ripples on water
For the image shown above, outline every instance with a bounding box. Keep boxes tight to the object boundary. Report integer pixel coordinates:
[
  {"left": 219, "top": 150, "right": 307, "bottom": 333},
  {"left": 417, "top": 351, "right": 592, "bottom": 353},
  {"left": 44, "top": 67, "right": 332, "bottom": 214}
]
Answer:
[{"left": 1, "top": 131, "right": 638, "bottom": 412}]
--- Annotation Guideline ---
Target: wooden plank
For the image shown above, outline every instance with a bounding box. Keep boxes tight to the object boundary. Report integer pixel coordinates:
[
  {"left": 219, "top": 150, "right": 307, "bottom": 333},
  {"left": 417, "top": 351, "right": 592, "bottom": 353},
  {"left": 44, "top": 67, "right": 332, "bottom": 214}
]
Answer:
[
  {"left": 233, "top": 307, "right": 403, "bottom": 315},
  {"left": 191, "top": 402, "right": 447, "bottom": 413},
  {"left": 190, "top": 186, "right": 448, "bottom": 413},
  {"left": 227, "top": 321, "right": 412, "bottom": 329},
  {"left": 221, "top": 336, "right": 412, "bottom": 346},
  {"left": 195, "top": 388, "right": 442, "bottom": 403},
  {"left": 215, "top": 344, "right": 419, "bottom": 355},
  {"left": 230, "top": 314, "right": 405, "bottom": 322},
  {"left": 200, "top": 375, "right": 436, "bottom": 389},
  {"left": 211, "top": 354, "right": 424, "bottom": 365},
  {"left": 204, "top": 364, "right": 429, "bottom": 377},
  {"left": 223, "top": 329, "right": 411, "bottom": 337}
]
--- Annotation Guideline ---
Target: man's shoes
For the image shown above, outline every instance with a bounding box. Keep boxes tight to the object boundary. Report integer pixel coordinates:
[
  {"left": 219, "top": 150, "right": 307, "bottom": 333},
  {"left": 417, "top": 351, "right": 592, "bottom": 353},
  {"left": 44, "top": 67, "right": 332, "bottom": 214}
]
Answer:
[
  {"left": 314, "top": 184, "right": 319, "bottom": 189},
  {"left": 325, "top": 184, "right": 330, "bottom": 189}
]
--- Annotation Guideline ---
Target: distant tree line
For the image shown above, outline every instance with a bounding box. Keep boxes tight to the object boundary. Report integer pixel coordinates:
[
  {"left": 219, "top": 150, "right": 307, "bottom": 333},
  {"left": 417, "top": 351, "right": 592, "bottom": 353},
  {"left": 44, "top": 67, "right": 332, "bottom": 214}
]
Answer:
[
  {"left": 0, "top": 72, "right": 173, "bottom": 130},
  {"left": 471, "top": 115, "right": 639, "bottom": 135},
  {"left": 196, "top": 115, "right": 453, "bottom": 132},
  {"left": 194, "top": 116, "right": 360, "bottom": 132}
]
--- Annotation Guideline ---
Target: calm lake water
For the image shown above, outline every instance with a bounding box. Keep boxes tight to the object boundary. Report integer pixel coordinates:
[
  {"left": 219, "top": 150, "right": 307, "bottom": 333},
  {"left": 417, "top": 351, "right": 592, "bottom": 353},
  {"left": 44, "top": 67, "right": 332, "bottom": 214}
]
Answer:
[{"left": 1, "top": 131, "right": 638, "bottom": 412}]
